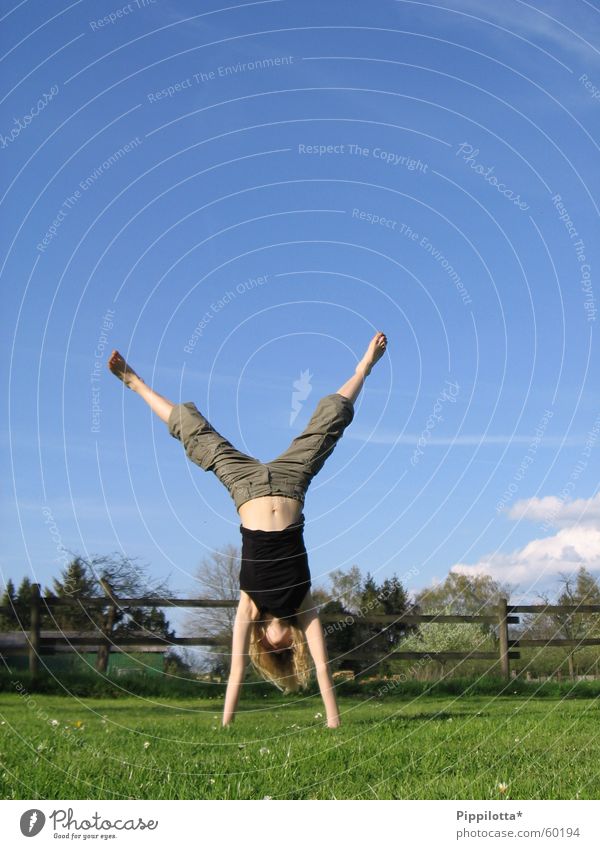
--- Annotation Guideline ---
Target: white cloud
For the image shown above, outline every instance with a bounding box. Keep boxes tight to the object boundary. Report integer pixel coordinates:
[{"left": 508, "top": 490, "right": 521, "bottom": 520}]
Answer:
[
  {"left": 450, "top": 491, "right": 600, "bottom": 587},
  {"left": 507, "top": 492, "right": 600, "bottom": 528},
  {"left": 452, "top": 524, "right": 600, "bottom": 586}
]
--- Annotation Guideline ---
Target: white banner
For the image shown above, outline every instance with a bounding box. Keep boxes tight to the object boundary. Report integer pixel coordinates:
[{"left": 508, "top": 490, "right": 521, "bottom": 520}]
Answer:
[{"left": 0, "top": 800, "right": 598, "bottom": 847}]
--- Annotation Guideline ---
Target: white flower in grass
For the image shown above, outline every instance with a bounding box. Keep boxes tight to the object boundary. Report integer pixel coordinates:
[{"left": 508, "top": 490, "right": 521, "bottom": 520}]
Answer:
[
  {"left": 143, "top": 741, "right": 151, "bottom": 750},
  {"left": 259, "top": 747, "right": 270, "bottom": 755},
  {"left": 50, "top": 719, "right": 59, "bottom": 728},
  {"left": 263, "top": 795, "right": 272, "bottom": 800},
  {"left": 209, "top": 778, "right": 215, "bottom": 784},
  {"left": 314, "top": 713, "right": 323, "bottom": 719},
  {"left": 498, "top": 782, "right": 508, "bottom": 794}
]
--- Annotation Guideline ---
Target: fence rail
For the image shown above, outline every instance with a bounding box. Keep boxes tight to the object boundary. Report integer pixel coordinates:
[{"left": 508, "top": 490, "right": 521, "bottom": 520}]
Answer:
[{"left": 2, "top": 584, "right": 600, "bottom": 681}]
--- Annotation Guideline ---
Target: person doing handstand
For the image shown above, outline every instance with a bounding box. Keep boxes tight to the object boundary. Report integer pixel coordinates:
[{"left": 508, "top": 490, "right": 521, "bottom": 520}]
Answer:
[{"left": 108, "top": 331, "right": 387, "bottom": 727}]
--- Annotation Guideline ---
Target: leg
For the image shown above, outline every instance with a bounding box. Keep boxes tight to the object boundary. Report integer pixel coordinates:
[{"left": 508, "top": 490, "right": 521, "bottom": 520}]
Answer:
[
  {"left": 335, "top": 330, "right": 387, "bottom": 404},
  {"left": 268, "top": 331, "right": 388, "bottom": 491},
  {"left": 166, "top": 400, "right": 259, "bottom": 490},
  {"left": 267, "top": 393, "right": 354, "bottom": 492},
  {"left": 107, "top": 350, "right": 174, "bottom": 423},
  {"left": 108, "top": 349, "right": 260, "bottom": 499}
]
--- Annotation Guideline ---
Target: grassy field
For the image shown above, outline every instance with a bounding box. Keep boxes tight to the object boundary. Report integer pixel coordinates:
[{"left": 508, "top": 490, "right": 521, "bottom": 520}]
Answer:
[{"left": 1, "top": 689, "right": 599, "bottom": 800}]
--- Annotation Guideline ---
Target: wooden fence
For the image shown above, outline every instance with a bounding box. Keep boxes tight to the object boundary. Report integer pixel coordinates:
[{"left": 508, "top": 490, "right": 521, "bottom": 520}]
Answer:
[{"left": 2, "top": 583, "right": 600, "bottom": 682}]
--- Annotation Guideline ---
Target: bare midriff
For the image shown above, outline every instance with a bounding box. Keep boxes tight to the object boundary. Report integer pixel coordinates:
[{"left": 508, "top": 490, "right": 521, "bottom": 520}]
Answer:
[{"left": 237, "top": 494, "right": 303, "bottom": 531}]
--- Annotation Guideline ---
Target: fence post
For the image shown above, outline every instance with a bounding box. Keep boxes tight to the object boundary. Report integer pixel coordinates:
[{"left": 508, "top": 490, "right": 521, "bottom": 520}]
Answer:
[
  {"left": 497, "top": 597, "right": 510, "bottom": 681},
  {"left": 29, "top": 583, "right": 41, "bottom": 681},
  {"left": 96, "top": 578, "right": 118, "bottom": 674}
]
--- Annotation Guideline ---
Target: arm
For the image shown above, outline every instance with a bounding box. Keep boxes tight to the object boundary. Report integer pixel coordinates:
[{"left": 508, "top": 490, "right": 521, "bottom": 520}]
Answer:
[
  {"left": 297, "top": 590, "right": 340, "bottom": 728},
  {"left": 222, "top": 592, "right": 255, "bottom": 726}
]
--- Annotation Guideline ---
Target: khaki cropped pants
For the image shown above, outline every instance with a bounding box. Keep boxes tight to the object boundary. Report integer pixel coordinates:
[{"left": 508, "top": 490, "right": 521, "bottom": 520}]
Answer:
[{"left": 167, "top": 393, "right": 355, "bottom": 511}]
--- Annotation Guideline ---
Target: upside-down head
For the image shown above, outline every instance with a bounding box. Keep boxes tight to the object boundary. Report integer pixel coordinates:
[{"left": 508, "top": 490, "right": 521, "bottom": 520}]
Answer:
[{"left": 248, "top": 613, "right": 311, "bottom": 693}]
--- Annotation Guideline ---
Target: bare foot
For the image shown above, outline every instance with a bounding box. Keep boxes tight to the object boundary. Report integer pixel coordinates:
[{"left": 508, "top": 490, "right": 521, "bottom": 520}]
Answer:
[
  {"left": 107, "top": 350, "right": 141, "bottom": 389},
  {"left": 356, "top": 331, "right": 388, "bottom": 376}
]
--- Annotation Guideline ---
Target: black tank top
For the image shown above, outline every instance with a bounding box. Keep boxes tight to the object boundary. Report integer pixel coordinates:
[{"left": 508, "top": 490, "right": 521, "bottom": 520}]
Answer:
[{"left": 239, "top": 514, "right": 311, "bottom": 619}]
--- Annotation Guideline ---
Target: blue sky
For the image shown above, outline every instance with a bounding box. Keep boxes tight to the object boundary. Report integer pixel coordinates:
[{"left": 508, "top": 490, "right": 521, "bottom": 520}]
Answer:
[{"left": 2, "top": 0, "right": 600, "bottom": 632}]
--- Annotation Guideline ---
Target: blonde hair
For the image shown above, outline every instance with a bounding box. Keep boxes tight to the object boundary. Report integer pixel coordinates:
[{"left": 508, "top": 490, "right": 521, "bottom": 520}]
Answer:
[{"left": 248, "top": 617, "right": 312, "bottom": 693}]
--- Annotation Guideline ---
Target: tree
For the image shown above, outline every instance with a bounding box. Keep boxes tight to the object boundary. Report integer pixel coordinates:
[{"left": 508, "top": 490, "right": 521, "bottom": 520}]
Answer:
[
  {"left": 319, "top": 597, "right": 360, "bottom": 670},
  {"left": 529, "top": 567, "right": 600, "bottom": 680},
  {"left": 163, "top": 648, "right": 195, "bottom": 677},
  {"left": 361, "top": 572, "right": 416, "bottom": 673},
  {"left": 14, "top": 577, "right": 33, "bottom": 629},
  {"left": 408, "top": 572, "right": 512, "bottom": 676},
  {"left": 42, "top": 553, "right": 174, "bottom": 673},
  {"left": 45, "top": 557, "right": 97, "bottom": 631},
  {"left": 183, "top": 544, "right": 241, "bottom": 676},
  {"left": 401, "top": 603, "right": 494, "bottom": 676},
  {"left": 401, "top": 613, "right": 491, "bottom": 653},
  {"left": 327, "top": 566, "right": 363, "bottom": 612},
  {"left": 0, "top": 579, "right": 17, "bottom": 631},
  {"left": 322, "top": 571, "right": 414, "bottom": 675},
  {"left": 415, "top": 571, "right": 510, "bottom": 617}
]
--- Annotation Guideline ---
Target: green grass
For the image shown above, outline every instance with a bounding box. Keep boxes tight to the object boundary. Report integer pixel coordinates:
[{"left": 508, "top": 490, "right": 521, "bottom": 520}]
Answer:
[{"left": 1, "top": 688, "right": 599, "bottom": 799}]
